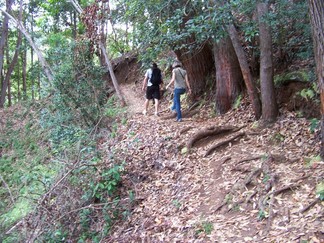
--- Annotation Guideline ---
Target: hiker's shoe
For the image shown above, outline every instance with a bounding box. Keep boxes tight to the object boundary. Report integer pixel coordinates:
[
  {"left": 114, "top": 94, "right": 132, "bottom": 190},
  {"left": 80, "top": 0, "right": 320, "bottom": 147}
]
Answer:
[
  {"left": 176, "top": 118, "right": 182, "bottom": 122},
  {"left": 142, "top": 110, "right": 147, "bottom": 115},
  {"left": 154, "top": 112, "right": 159, "bottom": 116}
]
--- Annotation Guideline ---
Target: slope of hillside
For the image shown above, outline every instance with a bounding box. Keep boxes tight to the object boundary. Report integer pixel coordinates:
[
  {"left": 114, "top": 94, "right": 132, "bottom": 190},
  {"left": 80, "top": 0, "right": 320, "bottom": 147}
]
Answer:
[{"left": 98, "top": 81, "right": 323, "bottom": 242}]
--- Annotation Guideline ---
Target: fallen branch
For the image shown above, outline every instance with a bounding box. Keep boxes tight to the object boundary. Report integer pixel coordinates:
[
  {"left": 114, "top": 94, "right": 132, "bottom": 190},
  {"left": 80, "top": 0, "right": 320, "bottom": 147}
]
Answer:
[
  {"left": 180, "top": 126, "right": 193, "bottom": 134},
  {"left": 204, "top": 131, "right": 245, "bottom": 157},
  {"left": 299, "top": 197, "right": 320, "bottom": 213}
]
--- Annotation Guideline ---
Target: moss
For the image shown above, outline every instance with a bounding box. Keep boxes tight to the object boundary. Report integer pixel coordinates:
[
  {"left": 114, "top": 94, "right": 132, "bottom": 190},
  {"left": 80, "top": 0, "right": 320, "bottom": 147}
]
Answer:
[{"left": 274, "top": 70, "right": 310, "bottom": 86}]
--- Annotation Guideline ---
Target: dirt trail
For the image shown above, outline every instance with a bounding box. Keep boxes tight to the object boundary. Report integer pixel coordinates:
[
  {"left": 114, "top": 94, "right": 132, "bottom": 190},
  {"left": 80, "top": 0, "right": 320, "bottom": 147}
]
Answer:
[
  {"left": 105, "top": 82, "right": 323, "bottom": 242},
  {"left": 120, "top": 84, "right": 145, "bottom": 115}
]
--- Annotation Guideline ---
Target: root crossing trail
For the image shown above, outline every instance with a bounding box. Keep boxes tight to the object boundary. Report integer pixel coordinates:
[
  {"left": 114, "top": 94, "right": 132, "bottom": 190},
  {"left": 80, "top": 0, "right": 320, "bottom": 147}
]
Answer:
[{"left": 103, "top": 82, "right": 323, "bottom": 242}]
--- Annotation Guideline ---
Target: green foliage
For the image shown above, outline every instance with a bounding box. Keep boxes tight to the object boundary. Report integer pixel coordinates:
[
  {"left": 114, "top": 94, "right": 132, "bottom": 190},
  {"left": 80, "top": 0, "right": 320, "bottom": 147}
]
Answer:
[
  {"left": 316, "top": 182, "right": 324, "bottom": 201},
  {"left": 0, "top": 105, "right": 61, "bottom": 239},
  {"left": 271, "top": 133, "right": 285, "bottom": 144},
  {"left": 258, "top": 210, "right": 267, "bottom": 220},
  {"left": 274, "top": 70, "right": 310, "bottom": 86},
  {"left": 304, "top": 155, "right": 321, "bottom": 168},
  {"left": 172, "top": 199, "right": 181, "bottom": 209},
  {"left": 104, "top": 96, "right": 126, "bottom": 118},
  {"left": 195, "top": 220, "right": 214, "bottom": 236},
  {"left": 89, "top": 164, "right": 124, "bottom": 201},
  {"left": 309, "top": 118, "right": 319, "bottom": 133},
  {"left": 262, "top": 173, "right": 270, "bottom": 183},
  {"left": 45, "top": 37, "right": 107, "bottom": 127},
  {"left": 233, "top": 95, "right": 242, "bottom": 110},
  {"left": 43, "top": 226, "right": 68, "bottom": 243},
  {"left": 299, "top": 88, "right": 315, "bottom": 101}
]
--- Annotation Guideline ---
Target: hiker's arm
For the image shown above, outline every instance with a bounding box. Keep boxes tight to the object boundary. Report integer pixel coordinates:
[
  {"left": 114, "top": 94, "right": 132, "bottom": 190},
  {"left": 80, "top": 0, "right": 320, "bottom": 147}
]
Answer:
[
  {"left": 142, "top": 76, "right": 148, "bottom": 91},
  {"left": 166, "top": 71, "right": 175, "bottom": 89}
]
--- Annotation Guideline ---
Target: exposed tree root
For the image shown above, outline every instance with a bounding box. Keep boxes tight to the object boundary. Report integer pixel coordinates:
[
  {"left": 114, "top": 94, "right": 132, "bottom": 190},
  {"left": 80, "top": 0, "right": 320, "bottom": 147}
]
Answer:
[
  {"left": 235, "top": 155, "right": 264, "bottom": 166},
  {"left": 267, "top": 184, "right": 300, "bottom": 197},
  {"left": 204, "top": 131, "right": 245, "bottom": 157},
  {"left": 187, "top": 125, "right": 238, "bottom": 149},
  {"left": 180, "top": 126, "right": 193, "bottom": 135}
]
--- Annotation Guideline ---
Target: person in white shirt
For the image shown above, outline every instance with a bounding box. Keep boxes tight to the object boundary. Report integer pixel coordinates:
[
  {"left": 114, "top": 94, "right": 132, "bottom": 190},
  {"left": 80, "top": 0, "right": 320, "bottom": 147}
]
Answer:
[{"left": 142, "top": 62, "right": 163, "bottom": 116}]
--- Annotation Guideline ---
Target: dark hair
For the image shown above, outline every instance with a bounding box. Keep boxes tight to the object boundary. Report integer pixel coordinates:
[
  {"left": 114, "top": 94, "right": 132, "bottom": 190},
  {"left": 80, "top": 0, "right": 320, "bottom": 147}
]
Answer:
[{"left": 152, "top": 62, "right": 157, "bottom": 68}]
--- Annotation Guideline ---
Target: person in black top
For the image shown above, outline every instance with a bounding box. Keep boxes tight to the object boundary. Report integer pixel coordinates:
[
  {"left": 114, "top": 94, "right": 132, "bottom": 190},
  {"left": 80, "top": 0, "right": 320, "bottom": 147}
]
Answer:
[{"left": 141, "top": 62, "right": 163, "bottom": 116}]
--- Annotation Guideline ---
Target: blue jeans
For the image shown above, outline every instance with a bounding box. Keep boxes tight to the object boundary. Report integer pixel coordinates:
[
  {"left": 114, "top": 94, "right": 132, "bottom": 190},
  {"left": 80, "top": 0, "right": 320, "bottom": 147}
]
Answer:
[{"left": 171, "top": 88, "right": 186, "bottom": 121}]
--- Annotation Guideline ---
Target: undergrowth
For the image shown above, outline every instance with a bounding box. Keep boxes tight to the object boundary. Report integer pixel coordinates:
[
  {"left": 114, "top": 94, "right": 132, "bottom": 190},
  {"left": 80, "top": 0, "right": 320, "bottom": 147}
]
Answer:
[{"left": 0, "top": 96, "right": 130, "bottom": 242}]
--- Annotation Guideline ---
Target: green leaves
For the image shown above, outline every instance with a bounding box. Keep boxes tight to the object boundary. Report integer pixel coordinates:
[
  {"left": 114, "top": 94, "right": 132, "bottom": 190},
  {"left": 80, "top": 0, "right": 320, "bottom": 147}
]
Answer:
[
  {"left": 90, "top": 164, "right": 124, "bottom": 201},
  {"left": 316, "top": 182, "right": 324, "bottom": 201}
]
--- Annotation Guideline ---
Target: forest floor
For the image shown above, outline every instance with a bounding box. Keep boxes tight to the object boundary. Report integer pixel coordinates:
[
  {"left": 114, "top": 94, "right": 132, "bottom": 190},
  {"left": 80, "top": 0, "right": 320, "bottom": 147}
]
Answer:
[
  {"left": 1, "top": 78, "right": 323, "bottom": 242},
  {"left": 99, "top": 81, "right": 324, "bottom": 242}
]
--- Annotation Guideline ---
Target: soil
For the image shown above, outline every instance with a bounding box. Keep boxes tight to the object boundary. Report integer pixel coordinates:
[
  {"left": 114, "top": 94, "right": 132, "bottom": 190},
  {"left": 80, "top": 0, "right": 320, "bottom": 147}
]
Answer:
[{"left": 99, "top": 73, "right": 324, "bottom": 242}]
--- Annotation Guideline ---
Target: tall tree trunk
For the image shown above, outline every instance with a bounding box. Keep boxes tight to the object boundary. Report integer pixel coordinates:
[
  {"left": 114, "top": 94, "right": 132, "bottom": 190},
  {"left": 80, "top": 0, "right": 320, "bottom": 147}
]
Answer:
[
  {"left": 1, "top": 0, "right": 23, "bottom": 108},
  {"left": 214, "top": 36, "right": 243, "bottom": 114},
  {"left": 7, "top": 74, "right": 11, "bottom": 106},
  {"left": 30, "top": 14, "right": 34, "bottom": 100},
  {"left": 70, "top": 0, "right": 126, "bottom": 106},
  {"left": 0, "top": 0, "right": 11, "bottom": 108},
  {"left": 22, "top": 39, "right": 27, "bottom": 100},
  {"left": 17, "top": 58, "right": 21, "bottom": 101},
  {"left": 174, "top": 42, "right": 214, "bottom": 96},
  {"left": 308, "top": 0, "right": 324, "bottom": 157},
  {"left": 257, "top": 2, "right": 278, "bottom": 123},
  {"left": 227, "top": 24, "right": 262, "bottom": 120}
]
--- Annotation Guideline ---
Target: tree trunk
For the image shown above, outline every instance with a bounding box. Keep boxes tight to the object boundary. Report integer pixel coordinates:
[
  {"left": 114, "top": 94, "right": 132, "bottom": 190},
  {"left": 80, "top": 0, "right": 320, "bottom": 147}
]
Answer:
[
  {"left": 0, "top": 9, "right": 54, "bottom": 83},
  {"left": 227, "top": 24, "right": 262, "bottom": 120},
  {"left": 99, "top": 41, "right": 126, "bottom": 106},
  {"left": 174, "top": 43, "right": 214, "bottom": 97},
  {"left": 22, "top": 39, "right": 27, "bottom": 100},
  {"left": 308, "top": 0, "right": 324, "bottom": 158},
  {"left": 0, "top": 0, "right": 11, "bottom": 108},
  {"left": 1, "top": 0, "right": 22, "bottom": 108},
  {"left": 69, "top": 0, "right": 126, "bottom": 107},
  {"left": 7, "top": 75, "right": 11, "bottom": 106},
  {"left": 214, "top": 36, "right": 243, "bottom": 114},
  {"left": 17, "top": 58, "right": 21, "bottom": 101},
  {"left": 257, "top": 2, "right": 278, "bottom": 123}
]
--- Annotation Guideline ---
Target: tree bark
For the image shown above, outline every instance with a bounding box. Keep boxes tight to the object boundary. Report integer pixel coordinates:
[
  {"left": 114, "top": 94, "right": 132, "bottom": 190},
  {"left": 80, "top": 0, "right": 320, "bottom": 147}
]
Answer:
[
  {"left": 214, "top": 36, "right": 243, "bottom": 114},
  {"left": 1, "top": 0, "right": 23, "bottom": 107},
  {"left": 0, "top": 0, "right": 11, "bottom": 108},
  {"left": 308, "top": 0, "right": 324, "bottom": 158},
  {"left": 174, "top": 42, "right": 214, "bottom": 97},
  {"left": 22, "top": 39, "right": 27, "bottom": 100},
  {"left": 227, "top": 24, "right": 262, "bottom": 120},
  {"left": 99, "top": 41, "right": 126, "bottom": 106},
  {"left": 257, "top": 2, "right": 278, "bottom": 123}
]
